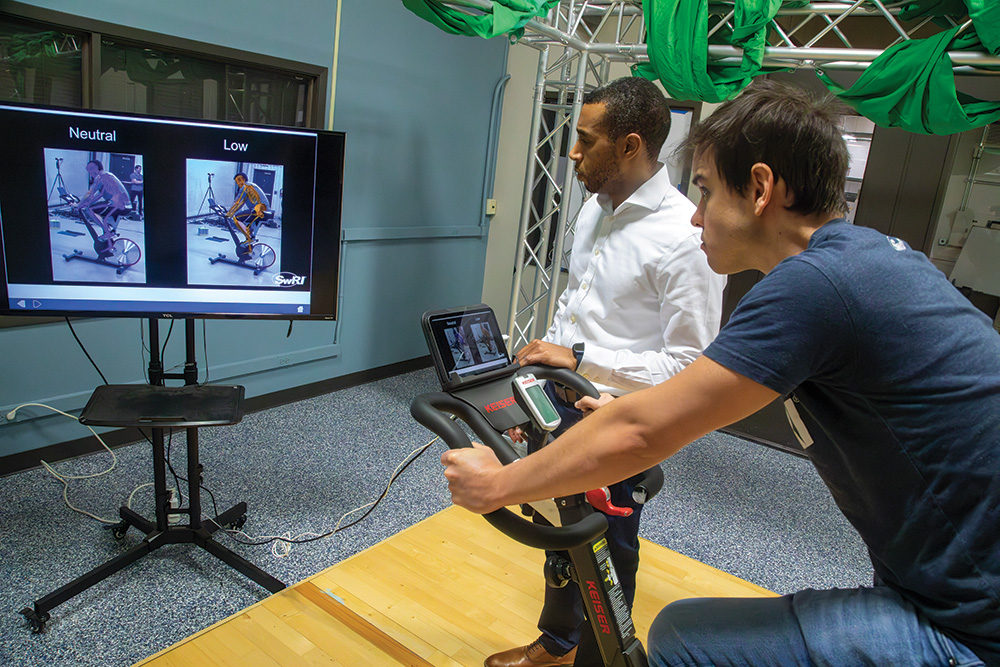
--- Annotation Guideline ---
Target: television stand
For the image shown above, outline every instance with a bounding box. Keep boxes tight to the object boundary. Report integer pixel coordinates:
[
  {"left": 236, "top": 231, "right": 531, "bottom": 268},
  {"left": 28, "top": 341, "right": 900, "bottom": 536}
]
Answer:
[{"left": 19, "top": 319, "right": 285, "bottom": 633}]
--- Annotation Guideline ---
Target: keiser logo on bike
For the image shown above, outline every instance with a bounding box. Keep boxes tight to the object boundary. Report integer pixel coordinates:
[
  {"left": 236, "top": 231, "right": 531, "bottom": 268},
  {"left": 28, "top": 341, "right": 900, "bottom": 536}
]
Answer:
[
  {"left": 586, "top": 581, "right": 612, "bottom": 634},
  {"left": 272, "top": 272, "right": 307, "bottom": 287},
  {"left": 483, "top": 396, "right": 516, "bottom": 413}
]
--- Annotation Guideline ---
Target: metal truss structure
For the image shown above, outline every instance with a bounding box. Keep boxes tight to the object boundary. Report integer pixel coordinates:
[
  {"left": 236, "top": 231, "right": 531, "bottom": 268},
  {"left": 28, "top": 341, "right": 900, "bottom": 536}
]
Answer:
[
  {"left": 0, "top": 29, "right": 82, "bottom": 102},
  {"left": 439, "top": 1, "right": 1000, "bottom": 346}
]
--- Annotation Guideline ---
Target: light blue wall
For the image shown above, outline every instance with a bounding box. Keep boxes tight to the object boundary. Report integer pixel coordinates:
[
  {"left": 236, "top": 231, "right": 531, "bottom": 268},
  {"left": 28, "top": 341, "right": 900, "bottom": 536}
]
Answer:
[
  {"left": 5, "top": 0, "right": 340, "bottom": 67},
  {"left": 0, "top": 0, "right": 509, "bottom": 460}
]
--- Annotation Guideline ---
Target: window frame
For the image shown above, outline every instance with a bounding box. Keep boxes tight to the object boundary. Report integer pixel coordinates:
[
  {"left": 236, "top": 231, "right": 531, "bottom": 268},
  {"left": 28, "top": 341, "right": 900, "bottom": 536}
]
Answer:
[{"left": 0, "top": 1, "right": 328, "bottom": 128}]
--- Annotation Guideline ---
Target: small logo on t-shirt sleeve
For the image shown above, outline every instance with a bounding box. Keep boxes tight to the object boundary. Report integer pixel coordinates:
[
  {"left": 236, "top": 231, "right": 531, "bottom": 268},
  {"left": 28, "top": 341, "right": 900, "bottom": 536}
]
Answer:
[{"left": 887, "top": 236, "right": 908, "bottom": 252}]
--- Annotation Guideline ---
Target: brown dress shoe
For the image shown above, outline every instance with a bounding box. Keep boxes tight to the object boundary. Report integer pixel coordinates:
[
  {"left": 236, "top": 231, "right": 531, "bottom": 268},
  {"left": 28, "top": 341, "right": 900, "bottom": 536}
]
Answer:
[{"left": 484, "top": 639, "right": 577, "bottom": 667}]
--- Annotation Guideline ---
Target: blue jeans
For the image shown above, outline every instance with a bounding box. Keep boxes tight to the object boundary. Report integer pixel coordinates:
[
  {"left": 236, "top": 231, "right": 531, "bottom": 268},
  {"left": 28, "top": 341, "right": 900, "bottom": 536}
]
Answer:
[
  {"left": 530, "top": 382, "right": 645, "bottom": 656},
  {"left": 648, "top": 585, "right": 984, "bottom": 666}
]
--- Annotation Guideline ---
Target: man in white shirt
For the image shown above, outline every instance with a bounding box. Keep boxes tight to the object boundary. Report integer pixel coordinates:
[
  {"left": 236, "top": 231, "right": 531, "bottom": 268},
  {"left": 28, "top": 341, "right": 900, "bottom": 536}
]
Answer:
[{"left": 487, "top": 77, "right": 725, "bottom": 667}]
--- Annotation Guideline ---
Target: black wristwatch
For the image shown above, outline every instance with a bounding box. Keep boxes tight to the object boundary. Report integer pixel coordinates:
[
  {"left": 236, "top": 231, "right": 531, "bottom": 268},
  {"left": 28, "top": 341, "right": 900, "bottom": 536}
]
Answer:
[{"left": 572, "top": 342, "right": 585, "bottom": 371}]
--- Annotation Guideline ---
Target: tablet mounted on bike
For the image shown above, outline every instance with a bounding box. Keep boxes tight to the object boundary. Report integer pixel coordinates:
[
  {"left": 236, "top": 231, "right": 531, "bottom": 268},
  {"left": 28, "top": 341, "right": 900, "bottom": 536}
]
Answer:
[{"left": 422, "top": 304, "right": 527, "bottom": 434}]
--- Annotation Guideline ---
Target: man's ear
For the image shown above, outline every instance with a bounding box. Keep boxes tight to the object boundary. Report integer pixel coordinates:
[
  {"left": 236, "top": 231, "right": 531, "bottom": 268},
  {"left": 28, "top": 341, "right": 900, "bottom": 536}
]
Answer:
[
  {"left": 619, "top": 132, "right": 643, "bottom": 161},
  {"left": 748, "top": 162, "right": 775, "bottom": 216}
]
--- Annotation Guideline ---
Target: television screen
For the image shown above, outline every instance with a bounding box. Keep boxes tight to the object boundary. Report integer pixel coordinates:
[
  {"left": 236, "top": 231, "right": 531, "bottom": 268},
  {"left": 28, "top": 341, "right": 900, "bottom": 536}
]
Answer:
[{"left": 0, "top": 102, "right": 344, "bottom": 319}]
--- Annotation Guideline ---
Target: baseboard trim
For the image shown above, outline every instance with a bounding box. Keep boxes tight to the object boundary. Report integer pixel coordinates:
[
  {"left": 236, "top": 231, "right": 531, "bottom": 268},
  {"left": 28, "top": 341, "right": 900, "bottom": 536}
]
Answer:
[{"left": 0, "top": 356, "right": 432, "bottom": 476}]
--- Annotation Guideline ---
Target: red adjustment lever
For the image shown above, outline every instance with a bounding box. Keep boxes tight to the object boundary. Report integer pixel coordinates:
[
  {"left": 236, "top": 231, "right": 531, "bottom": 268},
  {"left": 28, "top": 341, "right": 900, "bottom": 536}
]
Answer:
[{"left": 585, "top": 487, "right": 633, "bottom": 517}]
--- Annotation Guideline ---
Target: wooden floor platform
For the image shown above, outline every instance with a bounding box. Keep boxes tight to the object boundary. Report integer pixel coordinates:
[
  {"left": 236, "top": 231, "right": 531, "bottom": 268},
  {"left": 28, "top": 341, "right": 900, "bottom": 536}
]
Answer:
[{"left": 135, "top": 506, "right": 774, "bottom": 666}]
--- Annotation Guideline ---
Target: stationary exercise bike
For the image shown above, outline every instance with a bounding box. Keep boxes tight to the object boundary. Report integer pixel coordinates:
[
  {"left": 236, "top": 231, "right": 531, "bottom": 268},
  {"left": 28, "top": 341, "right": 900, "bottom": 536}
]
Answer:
[
  {"left": 61, "top": 196, "right": 142, "bottom": 275},
  {"left": 207, "top": 198, "right": 276, "bottom": 275},
  {"left": 411, "top": 305, "right": 661, "bottom": 667}
]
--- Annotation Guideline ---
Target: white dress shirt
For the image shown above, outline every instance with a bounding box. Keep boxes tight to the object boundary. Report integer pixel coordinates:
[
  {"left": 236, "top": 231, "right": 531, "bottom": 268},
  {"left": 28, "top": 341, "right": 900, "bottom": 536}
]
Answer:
[{"left": 544, "top": 163, "right": 726, "bottom": 395}]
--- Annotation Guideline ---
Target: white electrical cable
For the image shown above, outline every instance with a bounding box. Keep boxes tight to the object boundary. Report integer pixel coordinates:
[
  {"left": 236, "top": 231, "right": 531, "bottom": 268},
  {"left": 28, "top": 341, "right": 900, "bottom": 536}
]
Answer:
[
  {"left": 11, "top": 401, "right": 442, "bottom": 548},
  {"left": 218, "top": 436, "right": 440, "bottom": 558},
  {"left": 8, "top": 402, "right": 119, "bottom": 523},
  {"left": 126, "top": 482, "right": 154, "bottom": 510},
  {"left": 125, "top": 481, "right": 183, "bottom": 513}
]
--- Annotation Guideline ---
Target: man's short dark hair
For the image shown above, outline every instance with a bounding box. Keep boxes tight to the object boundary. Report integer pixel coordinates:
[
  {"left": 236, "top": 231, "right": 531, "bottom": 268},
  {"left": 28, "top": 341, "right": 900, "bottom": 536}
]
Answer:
[
  {"left": 684, "top": 79, "right": 849, "bottom": 217},
  {"left": 583, "top": 76, "right": 671, "bottom": 161},
  {"left": 87, "top": 160, "right": 104, "bottom": 171},
  {"left": 234, "top": 172, "right": 247, "bottom": 181}
]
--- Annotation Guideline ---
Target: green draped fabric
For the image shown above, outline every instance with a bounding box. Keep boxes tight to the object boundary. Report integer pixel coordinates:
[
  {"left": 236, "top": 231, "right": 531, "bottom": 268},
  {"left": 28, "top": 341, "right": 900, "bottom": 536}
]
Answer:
[
  {"left": 817, "top": 28, "right": 1000, "bottom": 135},
  {"left": 900, "top": 0, "right": 1000, "bottom": 55},
  {"left": 402, "top": 0, "right": 1000, "bottom": 135},
  {"left": 633, "top": 0, "right": 787, "bottom": 103},
  {"left": 401, "top": 0, "right": 559, "bottom": 39},
  {"left": 968, "top": 0, "right": 1000, "bottom": 55}
]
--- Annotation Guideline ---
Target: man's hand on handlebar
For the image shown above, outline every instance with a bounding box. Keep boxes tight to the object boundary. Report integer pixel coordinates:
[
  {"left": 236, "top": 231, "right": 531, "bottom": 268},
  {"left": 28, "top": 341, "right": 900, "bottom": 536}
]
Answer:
[
  {"left": 441, "top": 442, "right": 506, "bottom": 514},
  {"left": 515, "top": 340, "right": 577, "bottom": 370},
  {"left": 576, "top": 392, "right": 615, "bottom": 414}
]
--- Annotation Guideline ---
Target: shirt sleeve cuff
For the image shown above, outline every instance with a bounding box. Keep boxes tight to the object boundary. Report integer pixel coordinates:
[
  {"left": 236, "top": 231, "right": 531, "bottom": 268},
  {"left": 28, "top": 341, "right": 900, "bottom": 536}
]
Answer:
[{"left": 576, "top": 344, "right": 614, "bottom": 387}]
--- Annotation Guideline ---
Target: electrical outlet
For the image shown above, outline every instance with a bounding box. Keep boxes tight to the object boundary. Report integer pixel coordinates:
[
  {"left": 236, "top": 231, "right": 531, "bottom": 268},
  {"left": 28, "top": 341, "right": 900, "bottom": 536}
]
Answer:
[{"left": 486, "top": 198, "right": 497, "bottom": 215}]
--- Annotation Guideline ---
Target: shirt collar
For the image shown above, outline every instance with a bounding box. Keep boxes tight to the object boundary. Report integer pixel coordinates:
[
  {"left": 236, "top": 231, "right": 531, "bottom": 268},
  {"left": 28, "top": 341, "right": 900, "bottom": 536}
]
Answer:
[{"left": 596, "top": 162, "right": 670, "bottom": 216}]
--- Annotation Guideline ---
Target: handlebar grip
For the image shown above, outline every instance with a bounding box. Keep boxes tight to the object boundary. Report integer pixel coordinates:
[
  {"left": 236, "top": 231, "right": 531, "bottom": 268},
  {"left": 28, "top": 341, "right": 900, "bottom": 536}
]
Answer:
[
  {"left": 632, "top": 465, "right": 664, "bottom": 504},
  {"left": 410, "top": 392, "right": 519, "bottom": 464}
]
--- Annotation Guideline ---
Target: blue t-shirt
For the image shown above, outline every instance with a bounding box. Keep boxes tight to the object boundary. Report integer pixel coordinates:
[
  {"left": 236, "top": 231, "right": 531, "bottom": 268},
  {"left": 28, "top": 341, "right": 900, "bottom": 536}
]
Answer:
[{"left": 705, "top": 220, "right": 1000, "bottom": 663}]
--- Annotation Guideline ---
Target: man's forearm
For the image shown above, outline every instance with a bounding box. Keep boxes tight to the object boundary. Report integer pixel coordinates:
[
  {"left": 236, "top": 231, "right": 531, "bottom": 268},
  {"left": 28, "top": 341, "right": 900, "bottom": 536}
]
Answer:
[
  {"left": 487, "top": 356, "right": 780, "bottom": 509},
  {"left": 441, "top": 357, "right": 779, "bottom": 515},
  {"left": 492, "top": 388, "right": 677, "bottom": 506}
]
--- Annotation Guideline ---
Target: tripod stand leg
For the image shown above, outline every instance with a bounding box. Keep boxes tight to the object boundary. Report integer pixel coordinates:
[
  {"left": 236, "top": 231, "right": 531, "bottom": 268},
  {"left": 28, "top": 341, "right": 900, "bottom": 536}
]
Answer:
[
  {"left": 20, "top": 539, "right": 153, "bottom": 632},
  {"left": 198, "top": 537, "right": 286, "bottom": 593},
  {"left": 120, "top": 506, "right": 155, "bottom": 535},
  {"left": 206, "top": 501, "right": 248, "bottom": 535}
]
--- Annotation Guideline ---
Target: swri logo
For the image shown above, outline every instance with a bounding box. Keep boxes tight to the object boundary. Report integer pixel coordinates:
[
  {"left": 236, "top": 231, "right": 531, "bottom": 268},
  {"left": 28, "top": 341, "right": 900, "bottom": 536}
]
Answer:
[{"left": 272, "top": 272, "right": 306, "bottom": 287}]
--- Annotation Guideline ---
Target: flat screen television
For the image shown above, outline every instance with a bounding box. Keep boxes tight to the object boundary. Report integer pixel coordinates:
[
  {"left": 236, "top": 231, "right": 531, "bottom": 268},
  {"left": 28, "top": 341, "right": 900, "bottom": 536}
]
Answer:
[{"left": 0, "top": 102, "right": 344, "bottom": 320}]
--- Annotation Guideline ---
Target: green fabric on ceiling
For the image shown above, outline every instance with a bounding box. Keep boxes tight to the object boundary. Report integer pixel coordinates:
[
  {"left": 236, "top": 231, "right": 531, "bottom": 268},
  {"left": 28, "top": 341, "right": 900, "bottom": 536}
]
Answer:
[
  {"left": 401, "top": 0, "right": 559, "bottom": 39},
  {"left": 899, "top": 0, "right": 1000, "bottom": 55},
  {"left": 401, "top": 0, "right": 999, "bottom": 136},
  {"left": 967, "top": 0, "right": 1000, "bottom": 54},
  {"left": 817, "top": 28, "right": 1000, "bottom": 135},
  {"left": 899, "top": 0, "right": 968, "bottom": 25},
  {"left": 633, "top": 0, "right": 791, "bottom": 103}
]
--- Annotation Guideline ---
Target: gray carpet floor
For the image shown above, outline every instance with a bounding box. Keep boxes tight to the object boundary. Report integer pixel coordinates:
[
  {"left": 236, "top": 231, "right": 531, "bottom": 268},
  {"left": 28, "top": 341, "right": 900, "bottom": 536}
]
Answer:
[{"left": 0, "top": 368, "right": 870, "bottom": 667}]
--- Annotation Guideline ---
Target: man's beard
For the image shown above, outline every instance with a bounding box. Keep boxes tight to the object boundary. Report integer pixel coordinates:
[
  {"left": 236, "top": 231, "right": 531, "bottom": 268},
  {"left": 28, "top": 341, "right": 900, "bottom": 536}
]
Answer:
[{"left": 580, "top": 157, "right": 620, "bottom": 195}]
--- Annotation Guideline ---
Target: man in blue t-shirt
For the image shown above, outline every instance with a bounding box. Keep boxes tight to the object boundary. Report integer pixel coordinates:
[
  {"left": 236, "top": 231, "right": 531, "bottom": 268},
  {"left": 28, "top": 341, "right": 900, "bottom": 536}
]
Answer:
[{"left": 441, "top": 80, "right": 1000, "bottom": 666}]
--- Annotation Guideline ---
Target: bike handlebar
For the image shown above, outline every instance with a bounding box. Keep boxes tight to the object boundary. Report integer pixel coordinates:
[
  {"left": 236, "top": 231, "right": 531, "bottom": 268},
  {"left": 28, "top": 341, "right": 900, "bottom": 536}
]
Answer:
[
  {"left": 411, "top": 366, "right": 608, "bottom": 550},
  {"left": 517, "top": 364, "right": 601, "bottom": 403}
]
